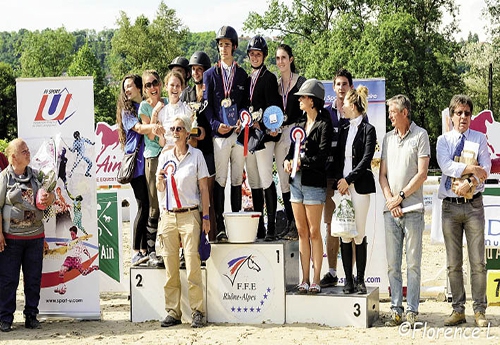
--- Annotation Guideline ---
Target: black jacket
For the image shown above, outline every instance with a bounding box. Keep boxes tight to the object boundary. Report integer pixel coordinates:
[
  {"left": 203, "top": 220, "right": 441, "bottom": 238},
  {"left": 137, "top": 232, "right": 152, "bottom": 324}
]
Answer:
[
  {"left": 286, "top": 110, "right": 333, "bottom": 188},
  {"left": 332, "top": 118, "right": 376, "bottom": 194}
]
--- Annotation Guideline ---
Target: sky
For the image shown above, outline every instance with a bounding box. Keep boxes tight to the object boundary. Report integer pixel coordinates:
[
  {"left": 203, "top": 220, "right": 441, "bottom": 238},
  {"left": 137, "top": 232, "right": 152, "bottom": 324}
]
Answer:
[{"left": 0, "top": 0, "right": 491, "bottom": 42}]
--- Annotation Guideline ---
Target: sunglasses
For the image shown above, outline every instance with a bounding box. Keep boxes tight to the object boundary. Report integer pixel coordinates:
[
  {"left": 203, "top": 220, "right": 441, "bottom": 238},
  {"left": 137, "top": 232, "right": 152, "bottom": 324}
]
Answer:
[
  {"left": 145, "top": 79, "right": 159, "bottom": 89},
  {"left": 454, "top": 110, "right": 472, "bottom": 117},
  {"left": 170, "top": 126, "right": 185, "bottom": 132}
]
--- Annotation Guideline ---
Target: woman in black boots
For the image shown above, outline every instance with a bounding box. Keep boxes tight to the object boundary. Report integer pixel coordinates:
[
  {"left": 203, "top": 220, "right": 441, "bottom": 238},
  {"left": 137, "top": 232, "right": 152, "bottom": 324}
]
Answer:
[
  {"left": 241, "top": 35, "right": 283, "bottom": 241},
  {"left": 332, "top": 85, "right": 376, "bottom": 294}
]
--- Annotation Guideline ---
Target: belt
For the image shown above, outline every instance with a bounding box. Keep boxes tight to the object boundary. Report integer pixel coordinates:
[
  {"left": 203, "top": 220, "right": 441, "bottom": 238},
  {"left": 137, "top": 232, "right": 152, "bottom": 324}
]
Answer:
[
  {"left": 168, "top": 206, "right": 198, "bottom": 213},
  {"left": 444, "top": 192, "right": 482, "bottom": 204}
]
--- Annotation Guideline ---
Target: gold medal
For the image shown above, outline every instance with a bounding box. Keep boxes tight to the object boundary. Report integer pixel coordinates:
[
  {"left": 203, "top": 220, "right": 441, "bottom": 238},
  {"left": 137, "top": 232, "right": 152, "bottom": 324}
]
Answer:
[
  {"left": 221, "top": 98, "right": 232, "bottom": 108},
  {"left": 249, "top": 106, "right": 254, "bottom": 113}
]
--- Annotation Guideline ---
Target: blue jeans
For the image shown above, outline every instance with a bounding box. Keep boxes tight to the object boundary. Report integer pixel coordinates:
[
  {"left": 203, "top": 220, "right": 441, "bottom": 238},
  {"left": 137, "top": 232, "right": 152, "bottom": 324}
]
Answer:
[
  {"left": 384, "top": 211, "right": 424, "bottom": 314},
  {"left": 442, "top": 196, "right": 486, "bottom": 313},
  {"left": 0, "top": 237, "right": 44, "bottom": 324}
]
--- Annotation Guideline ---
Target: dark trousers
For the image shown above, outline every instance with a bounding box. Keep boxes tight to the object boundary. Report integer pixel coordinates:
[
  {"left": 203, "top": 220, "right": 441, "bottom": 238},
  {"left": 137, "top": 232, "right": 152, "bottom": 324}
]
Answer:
[
  {"left": 130, "top": 175, "right": 150, "bottom": 251},
  {"left": 0, "top": 237, "right": 44, "bottom": 324}
]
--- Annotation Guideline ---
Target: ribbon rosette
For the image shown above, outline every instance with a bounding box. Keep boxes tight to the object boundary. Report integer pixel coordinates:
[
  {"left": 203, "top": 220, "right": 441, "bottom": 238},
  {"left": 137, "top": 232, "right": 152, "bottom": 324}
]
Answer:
[
  {"left": 290, "top": 126, "right": 306, "bottom": 179},
  {"left": 163, "top": 160, "right": 181, "bottom": 210},
  {"left": 240, "top": 109, "right": 253, "bottom": 157}
]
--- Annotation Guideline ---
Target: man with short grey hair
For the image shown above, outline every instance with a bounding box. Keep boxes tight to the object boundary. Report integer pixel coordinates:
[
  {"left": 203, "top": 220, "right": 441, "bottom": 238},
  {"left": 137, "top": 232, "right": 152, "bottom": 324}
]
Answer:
[{"left": 379, "top": 94, "right": 430, "bottom": 328}]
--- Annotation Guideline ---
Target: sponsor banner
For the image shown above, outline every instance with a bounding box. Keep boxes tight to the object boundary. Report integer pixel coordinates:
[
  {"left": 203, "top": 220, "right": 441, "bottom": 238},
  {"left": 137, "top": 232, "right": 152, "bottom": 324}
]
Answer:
[
  {"left": 95, "top": 122, "right": 123, "bottom": 187},
  {"left": 97, "top": 191, "right": 120, "bottom": 282},
  {"left": 16, "top": 77, "right": 100, "bottom": 319}
]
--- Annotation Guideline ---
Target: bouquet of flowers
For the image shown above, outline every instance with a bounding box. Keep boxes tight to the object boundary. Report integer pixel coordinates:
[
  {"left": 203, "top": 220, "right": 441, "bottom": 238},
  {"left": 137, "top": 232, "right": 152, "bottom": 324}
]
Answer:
[
  {"left": 331, "top": 195, "right": 358, "bottom": 238},
  {"left": 32, "top": 138, "right": 58, "bottom": 216}
]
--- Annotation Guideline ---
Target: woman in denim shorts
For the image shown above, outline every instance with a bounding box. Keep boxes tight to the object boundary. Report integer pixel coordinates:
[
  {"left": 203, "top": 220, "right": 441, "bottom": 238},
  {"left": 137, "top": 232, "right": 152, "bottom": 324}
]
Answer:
[{"left": 284, "top": 79, "right": 333, "bottom": 294}]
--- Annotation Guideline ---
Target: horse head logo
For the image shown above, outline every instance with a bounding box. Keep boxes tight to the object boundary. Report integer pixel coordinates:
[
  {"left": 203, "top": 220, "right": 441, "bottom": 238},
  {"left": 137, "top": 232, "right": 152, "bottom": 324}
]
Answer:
[{"left": 223, "top": 255, "right": 261, "bottom": 286}]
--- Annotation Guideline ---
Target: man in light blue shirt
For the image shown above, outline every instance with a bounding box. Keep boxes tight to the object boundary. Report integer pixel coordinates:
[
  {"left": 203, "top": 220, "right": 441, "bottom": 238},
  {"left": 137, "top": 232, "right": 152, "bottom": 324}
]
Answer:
[{"left": 436, "top": 94, "right": 491, "bottom": 327}]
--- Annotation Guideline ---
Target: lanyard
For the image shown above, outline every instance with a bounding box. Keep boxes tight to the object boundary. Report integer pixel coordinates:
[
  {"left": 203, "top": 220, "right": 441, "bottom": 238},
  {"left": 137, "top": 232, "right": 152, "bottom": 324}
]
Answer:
[
  {"left": 249, "top": 67, "right": 263, "bottom": 103},
  {"left": 221, "top": 61, "right": 236, "bottom": 99},
  {"left": 281, "top": 72, "right": 293, "bottom": 111}
]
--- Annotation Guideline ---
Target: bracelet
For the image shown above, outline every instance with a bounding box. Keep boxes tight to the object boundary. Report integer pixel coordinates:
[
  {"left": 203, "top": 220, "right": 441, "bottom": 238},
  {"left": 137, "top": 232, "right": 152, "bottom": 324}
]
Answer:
[{"left": 202, "top": 215, "right": 209, "bottom": 220}]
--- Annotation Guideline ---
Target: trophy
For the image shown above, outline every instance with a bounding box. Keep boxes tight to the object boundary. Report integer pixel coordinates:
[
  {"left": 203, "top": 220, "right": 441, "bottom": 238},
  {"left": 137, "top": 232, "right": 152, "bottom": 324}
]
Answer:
[{"left": 187, "top": 100, "right": 208, "bottom": 137}]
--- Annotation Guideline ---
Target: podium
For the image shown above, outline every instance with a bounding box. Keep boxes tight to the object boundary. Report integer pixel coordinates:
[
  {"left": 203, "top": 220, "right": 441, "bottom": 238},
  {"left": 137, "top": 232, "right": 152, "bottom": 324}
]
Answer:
[
  {"left": 286, "top": 286, "right": 379, "bottom": 327},
  {"left": 129, "top": 266, "right": 207, "bottom": 323},
  {"left": 129, "top": 242, "right": 379, "bottom": 327}
]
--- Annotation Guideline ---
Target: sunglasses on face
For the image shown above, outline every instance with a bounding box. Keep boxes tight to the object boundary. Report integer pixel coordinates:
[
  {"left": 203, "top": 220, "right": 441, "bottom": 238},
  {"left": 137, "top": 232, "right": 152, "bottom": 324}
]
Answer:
[
  {"left": 170, "top": 126, "right": 185, "bottom": 132},
  {"left": 145, "top": 79, "right": 159, "bottom": 89}
]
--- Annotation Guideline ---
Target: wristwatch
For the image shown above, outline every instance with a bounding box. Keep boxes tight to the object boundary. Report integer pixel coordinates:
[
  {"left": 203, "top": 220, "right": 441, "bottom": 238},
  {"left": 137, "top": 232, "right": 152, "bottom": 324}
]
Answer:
[
  {"left": 202, "top": 215, "right": 210, "bottom": 220},
  {"left": 399, "top": 191, "right": 406, "bottom": 200}
]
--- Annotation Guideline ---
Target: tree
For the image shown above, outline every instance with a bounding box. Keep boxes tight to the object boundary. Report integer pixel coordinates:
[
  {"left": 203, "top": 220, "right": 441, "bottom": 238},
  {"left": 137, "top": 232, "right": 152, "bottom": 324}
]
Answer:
[
  {"left": 18, "top": 28, "right": 75, "bottom": 77},
  {"left": 0, "top": 62, "right": 17, "bottom": 140},
  {"left": 244, "top": 0, "right": 463, "bottom": 168},
  {"left": 67, "top": 43, "right": 116, "bottom": 125},
  {"left": 109, "top": 1, "right": 188, "bottom": 79}
]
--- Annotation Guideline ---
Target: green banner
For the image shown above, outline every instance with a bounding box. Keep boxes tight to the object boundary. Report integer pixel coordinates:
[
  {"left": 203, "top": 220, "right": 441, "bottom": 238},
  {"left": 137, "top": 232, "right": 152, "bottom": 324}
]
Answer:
[{"left": 97, "top": 191, "right": 120, "bottom": 282}]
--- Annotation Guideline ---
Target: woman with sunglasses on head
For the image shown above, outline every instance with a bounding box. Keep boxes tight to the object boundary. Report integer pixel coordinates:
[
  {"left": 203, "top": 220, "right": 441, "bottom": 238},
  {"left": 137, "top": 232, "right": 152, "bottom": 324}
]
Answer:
[
  {"left": 116, "top": 74, "right": 160, "bottom": 265},
  {"left": 284, "top": 79, "right": 333, "bottom": 294},
  {"left": 332, "top": 85, "right": 376, "bottom": 295},
  {"left": 275, "top": 44, "right": 307, "bottom": 240},
  {"left": 156, "top": 115, "right": 209, "bottom": 329},
  {"left": 138, "top": 70, "right": 167, "bottom": 266}
]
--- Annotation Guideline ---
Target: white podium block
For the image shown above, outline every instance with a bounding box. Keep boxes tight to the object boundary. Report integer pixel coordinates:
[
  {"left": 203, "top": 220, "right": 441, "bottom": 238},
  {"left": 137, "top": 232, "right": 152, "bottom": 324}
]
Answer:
[
  {"left": 207, "top": 243, "right": 285, "bottom": 324},
  {"left": 286, "top": 286, "right": 379, "bottom": 328},
  {"left": 130, "top": 267, "right": 207, "bottom": 323}
]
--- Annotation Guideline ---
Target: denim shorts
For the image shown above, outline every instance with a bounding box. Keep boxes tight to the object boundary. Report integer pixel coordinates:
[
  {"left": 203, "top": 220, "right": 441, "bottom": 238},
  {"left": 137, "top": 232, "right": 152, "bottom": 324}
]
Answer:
[{"left": 290, "top": 171, "right": 326, "bottom": 205}]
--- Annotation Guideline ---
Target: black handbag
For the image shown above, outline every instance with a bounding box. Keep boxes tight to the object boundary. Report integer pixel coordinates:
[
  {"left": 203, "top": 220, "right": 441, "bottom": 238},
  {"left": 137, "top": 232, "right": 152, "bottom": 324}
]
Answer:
[{"left": 117, "top": 137, "right": 142, "bottom": 184}]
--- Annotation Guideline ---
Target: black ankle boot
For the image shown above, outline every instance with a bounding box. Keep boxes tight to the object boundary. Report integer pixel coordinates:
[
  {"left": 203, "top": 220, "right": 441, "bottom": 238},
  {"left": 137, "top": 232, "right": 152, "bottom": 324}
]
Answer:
[
  {"left": 356, "top": 237, "right": 368, "bottom": 294},
  {"left": 341, "top": 241, "right": 355, "bottom": 294},
  {"left": 25, "top": 314, "right": 41, "bottom": 329},
  {"left": 231, "top": 185, "right": 242, "bottom": 212},
  {"left": 214, "top": 183, "right": 227, "bottom": 241},
  {"left": 264, "top": 183, "right": 277, "bottom": 241},
  {"left": 251, "top": 188, "right": 266, "bottom": 239}
]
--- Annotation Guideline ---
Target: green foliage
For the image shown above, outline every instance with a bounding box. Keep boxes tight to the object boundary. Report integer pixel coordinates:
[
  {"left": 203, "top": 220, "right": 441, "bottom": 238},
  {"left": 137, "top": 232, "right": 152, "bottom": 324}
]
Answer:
[
  {"left": 0, "top": 139, "right": 7, "bottom": 153},
  {"left": 109, "top": 2, "right": 188, "bottom": 78},
  {"left": 18, "top": 28, "right": 75, "bottom": 77},
  {"left": 67, "top": 43, "right": 116, "bottom": 125},
  {"left": 0, "top": 62, "right": 17, "bottom": 140}
]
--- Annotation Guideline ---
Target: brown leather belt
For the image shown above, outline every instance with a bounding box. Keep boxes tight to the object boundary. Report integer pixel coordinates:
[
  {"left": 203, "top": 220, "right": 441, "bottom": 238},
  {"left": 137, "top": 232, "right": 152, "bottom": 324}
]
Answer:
[{"left": 168, "top": 206, "right": 199, "bottom": 213}]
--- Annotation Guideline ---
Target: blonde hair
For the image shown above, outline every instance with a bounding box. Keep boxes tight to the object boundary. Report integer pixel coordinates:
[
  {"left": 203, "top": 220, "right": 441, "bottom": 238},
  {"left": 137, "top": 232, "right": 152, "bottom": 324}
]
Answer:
[
  {"left": 5, "top": 138, "right": 24, "bottom": 164},
  {"left": 345, "top": 85, "right": 368, "bottom": 115},
  {"left": 164, "top": 70, "right": 185, "bottom": 89}
]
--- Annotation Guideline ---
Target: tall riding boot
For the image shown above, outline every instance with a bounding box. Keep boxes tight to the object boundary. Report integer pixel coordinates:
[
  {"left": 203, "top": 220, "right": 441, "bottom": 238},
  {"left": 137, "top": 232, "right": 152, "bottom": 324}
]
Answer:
[
  {"left": 231, "top": 185, "right": 242, "bottom": 212},
  {"left": 214, "top": 183, "right": 227, "bottom": 242},
  {"left": 356, "top": 237, "right": 368, "bottom": 294},
  {"left": 278, "top": 192, "right": 292, "bottom": 238},
  {"left": 264, "top": 183, "right": 277, "bottom": 241},
  {"left": 251, "top": 188, "right": 266, "bottom": 239},
  {"left": 341, "top": 241, "right": 355, "bottom": 294}
]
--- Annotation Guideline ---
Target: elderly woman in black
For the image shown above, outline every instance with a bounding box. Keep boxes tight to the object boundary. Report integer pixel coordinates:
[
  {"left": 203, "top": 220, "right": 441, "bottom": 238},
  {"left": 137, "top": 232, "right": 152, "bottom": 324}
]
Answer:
[{"left": 284, "top": 79, "right": 333, "bottom": 294}]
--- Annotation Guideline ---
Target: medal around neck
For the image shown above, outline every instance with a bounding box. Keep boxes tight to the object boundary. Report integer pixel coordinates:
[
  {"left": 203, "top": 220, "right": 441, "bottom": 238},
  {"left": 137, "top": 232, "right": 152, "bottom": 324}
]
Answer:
[
  {"left": 221, "top": 98, "right": 232, "bottom": 108},
  {"left": 263, "top": 106, "right": 284, "bottom": 133}
]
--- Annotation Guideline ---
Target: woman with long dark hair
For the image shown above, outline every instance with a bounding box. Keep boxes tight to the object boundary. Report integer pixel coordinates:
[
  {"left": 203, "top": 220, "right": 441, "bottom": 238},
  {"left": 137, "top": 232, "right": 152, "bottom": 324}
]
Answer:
[
  {"left": 275, "top": 44, "right": 306, "bottom": 240},
  {"left": 116, "top": 74, "right": 157, "bottom": 264}
]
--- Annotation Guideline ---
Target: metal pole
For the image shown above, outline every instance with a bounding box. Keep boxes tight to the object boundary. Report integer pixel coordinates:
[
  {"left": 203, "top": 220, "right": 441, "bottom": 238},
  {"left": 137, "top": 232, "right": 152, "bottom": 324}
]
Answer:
[{"left": 489, "top": 63, "right": 493, "bottom": 112}]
